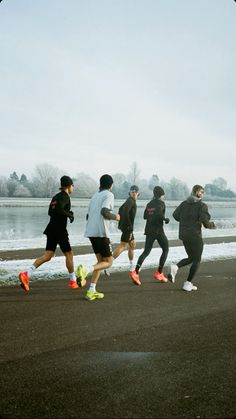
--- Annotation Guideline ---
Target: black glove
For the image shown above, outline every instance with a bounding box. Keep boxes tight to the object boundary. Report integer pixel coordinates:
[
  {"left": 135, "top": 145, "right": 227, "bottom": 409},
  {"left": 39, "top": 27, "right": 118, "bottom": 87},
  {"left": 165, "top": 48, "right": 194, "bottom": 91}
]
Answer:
[
  {"left": 68, "top": 211, "right": 74, "bottom": 223},
  {"left": 164, "top": 218, "right": 170, "bottom": 224}
]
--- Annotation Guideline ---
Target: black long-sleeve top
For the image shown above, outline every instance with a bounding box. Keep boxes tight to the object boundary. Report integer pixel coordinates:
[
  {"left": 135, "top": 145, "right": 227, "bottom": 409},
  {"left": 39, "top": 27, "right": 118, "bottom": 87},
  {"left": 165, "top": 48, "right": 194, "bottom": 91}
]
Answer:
[
  {"left": 43, "top": 191, "right": 72, "bottom": 236},
  {"left": 118, "top": 196, "right": 137, "bottom": 232},
  {"left": 143, "top": 197, "right": 166, "bottom": 235}
]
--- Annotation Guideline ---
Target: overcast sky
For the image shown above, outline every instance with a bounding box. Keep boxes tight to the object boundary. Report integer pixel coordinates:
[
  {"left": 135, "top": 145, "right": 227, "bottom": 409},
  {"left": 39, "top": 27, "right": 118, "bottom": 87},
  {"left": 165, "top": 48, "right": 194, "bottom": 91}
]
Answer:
[{"left": 1, "top": 0, "right": 235, "bottom": 190}]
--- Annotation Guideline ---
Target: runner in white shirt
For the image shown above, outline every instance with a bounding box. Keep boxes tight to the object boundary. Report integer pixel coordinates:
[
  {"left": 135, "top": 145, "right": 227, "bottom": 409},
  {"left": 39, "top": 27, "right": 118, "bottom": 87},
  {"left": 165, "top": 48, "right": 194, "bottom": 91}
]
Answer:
[{"left": 84, "top": 174, "right": 120, "bottom": 301}]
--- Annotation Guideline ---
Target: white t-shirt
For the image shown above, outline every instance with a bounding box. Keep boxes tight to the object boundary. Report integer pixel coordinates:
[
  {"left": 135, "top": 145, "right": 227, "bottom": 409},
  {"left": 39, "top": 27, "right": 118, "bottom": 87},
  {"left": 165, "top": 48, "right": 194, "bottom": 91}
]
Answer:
[{"left": 84, "top": 189, "right": 115, "bottom": 238}]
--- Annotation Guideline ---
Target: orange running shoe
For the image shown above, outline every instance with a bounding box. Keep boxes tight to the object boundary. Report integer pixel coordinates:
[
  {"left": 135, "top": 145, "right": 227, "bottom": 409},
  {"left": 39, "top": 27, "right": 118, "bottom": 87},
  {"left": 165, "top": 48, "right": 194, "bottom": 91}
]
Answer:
[
  {"left": 154, "top": 271, "right": 168, "bottom": 283},
  {"left": 19, "top": 271, "right": 30, "bottom": 292},
  {"left": 68, "top": 280, "right": 79, "bottom": 289},
  {"left": 129, "top": 270, "right": 141, "bottom": 286}
]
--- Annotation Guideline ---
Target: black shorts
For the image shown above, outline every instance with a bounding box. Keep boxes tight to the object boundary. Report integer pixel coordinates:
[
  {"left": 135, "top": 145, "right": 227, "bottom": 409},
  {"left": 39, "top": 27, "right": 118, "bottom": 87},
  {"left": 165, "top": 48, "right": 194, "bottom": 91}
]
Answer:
[
  {"left": 89, "top": 237, "right": 113, "bottom": 257},
  {"left": 120, "top": 231, "right": 134, "bottom": 243},
  {"left": 45, "top": 231, "right": 72, "bottom": 253}
]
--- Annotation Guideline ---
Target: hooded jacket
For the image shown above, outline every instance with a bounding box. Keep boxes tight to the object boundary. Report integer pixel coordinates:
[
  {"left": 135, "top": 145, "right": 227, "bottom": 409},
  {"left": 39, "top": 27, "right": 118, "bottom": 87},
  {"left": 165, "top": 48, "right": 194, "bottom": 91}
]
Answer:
[
  {"left": 143, "top": 197, "right": 166, "bottom": 235},
  {"left": 173, "top": 196, "right": 215, "bottom": 240}
]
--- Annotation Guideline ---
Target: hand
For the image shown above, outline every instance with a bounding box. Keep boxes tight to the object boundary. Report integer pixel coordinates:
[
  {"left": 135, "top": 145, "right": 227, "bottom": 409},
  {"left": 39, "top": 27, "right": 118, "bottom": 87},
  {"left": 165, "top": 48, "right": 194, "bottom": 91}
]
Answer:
[
  {"left": 116, "top": 214, "right": 120, "bottom": 221},
  {"left": 69, "top": 211, "right": 74, "bottom": 223},
  {"left": 164, "top": 218, "right": 170, "bottom": 224}
]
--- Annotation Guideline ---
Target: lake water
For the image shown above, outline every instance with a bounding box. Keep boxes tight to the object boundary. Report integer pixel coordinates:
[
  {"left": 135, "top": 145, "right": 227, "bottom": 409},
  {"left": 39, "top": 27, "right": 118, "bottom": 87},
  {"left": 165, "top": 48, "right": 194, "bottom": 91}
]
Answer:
[{"left": 0, "top": 197, "right": 236, "bottom": 251}]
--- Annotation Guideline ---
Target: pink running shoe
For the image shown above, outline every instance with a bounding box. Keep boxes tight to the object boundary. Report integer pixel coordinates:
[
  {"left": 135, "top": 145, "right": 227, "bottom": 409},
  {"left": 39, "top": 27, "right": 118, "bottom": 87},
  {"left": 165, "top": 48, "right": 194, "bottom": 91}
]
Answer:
[
  {"left": 19, "top": 271, "right": 30, "bottom": 292},
  {"left": 153, "top": 271, "right": 168, "bottom": 283},
  {"left": 129, "top": 270, "right": 141, "bottom": 286}
]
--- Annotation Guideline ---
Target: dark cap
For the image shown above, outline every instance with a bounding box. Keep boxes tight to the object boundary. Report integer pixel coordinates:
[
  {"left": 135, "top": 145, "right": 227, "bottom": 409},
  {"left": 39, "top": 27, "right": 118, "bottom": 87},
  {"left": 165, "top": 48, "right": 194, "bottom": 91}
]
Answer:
[
  {"left": 130, "top": 185, "right": 139, "bottom": 193},
  {"left": 153, "top": 186, "right": 165, "bottom": 198},
  {"left": 100, "top": 174, "right": 113, "bottom": 190},
  {"left": 60, "top": 175, "right": 74, "bottom": 188}
]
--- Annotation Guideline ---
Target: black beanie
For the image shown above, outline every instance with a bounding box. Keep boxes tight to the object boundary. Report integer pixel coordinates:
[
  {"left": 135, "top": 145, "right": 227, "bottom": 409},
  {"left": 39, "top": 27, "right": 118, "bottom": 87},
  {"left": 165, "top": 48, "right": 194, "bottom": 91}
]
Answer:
[
  {"left": 153, "top": 186, "right": 165, "bottom": 198},
  {"left": 60, "top": 175, "right": 73, "bottom": 188},
  {"left": 100, "top": 174, "right": 113, "bottom": 190}
]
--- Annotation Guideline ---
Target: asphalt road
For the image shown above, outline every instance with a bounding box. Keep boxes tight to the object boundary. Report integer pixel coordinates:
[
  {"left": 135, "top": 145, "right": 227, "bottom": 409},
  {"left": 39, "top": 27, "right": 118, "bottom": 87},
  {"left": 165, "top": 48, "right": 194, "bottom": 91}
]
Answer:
[{"left": 0, "top": 259, "right": 235, "bottom": 418}]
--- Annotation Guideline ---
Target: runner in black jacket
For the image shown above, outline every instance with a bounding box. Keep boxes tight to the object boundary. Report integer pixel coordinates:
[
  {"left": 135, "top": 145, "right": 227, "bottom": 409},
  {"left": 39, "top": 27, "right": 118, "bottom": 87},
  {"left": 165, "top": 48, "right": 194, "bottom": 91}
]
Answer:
[
  {"left": 18, "top": 175, "right": 84, "bottom": 292},
  {"left": 130, "top": 186, "right": 169, "bottom": 286},
  {"left": 168, "top": 184, "right": 216, "bottom": 292},
  {"left": 111, "top": 185, "right": 140, "bottom": 273}
]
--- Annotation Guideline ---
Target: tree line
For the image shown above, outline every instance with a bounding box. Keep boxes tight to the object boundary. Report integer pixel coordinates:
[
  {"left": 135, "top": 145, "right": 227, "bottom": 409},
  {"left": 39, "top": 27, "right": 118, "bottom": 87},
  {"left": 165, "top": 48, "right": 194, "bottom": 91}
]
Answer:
[{"left": 0, "top": 162, "right": 235, "bottom": 200}]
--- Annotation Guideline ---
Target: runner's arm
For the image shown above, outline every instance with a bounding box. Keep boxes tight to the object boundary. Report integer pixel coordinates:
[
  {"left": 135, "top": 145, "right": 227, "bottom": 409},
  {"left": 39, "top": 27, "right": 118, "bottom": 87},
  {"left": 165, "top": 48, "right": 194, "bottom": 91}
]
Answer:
[{"left": 101, "top": 207, "right": 119, "bottom": 220}]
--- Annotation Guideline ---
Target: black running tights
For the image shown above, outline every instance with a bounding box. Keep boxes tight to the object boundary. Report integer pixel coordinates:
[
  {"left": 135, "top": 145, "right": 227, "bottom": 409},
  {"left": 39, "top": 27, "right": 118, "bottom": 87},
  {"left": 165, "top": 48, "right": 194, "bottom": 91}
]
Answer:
[
  {"left": 136, "top": 232, "right": 169, "bottom": 273},
  {"left": 178, "top": 237, "right": 204, "bottom": 282}
]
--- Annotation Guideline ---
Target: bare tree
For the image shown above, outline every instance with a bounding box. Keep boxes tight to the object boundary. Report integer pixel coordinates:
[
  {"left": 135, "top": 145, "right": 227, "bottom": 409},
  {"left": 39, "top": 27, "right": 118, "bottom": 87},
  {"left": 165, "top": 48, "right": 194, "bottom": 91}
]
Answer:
[
  {"left": 128, "top": 162, "right": 141, "bottom": 185},
  {"left": 0, "top": 176, "right": 8, "bottom": 196},
  {"left": 148, "top": 174, "right": 160, "bottom": 191},
  {"left": 31, "top": 163, "right": 63, "bottom": 197},
  {"left": 111, "top": 173, "right": 127, "bottom": 198},
  {"left": 166, "top": 178, "right": 189, "bottom": 200},
  {"left": 7, "top": 178, "right": 18, "bottom": 197},
  {"left": 73, "top": 172, "right": 98, "bottom": 198},
  {"left": 13, "top": 184, "right": 32, "bottom": 197},
  {"left": 212, "top": 177, "right": 227, "bottom": 191}
]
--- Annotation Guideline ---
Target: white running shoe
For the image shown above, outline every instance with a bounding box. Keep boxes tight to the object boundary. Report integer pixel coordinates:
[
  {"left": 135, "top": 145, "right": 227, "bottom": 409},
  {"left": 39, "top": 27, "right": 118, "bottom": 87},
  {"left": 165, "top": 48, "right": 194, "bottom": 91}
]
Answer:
[
  {"left": 182, "top": 281, "right": 198, "bottom": 292},
  {"left": 168, "top": 264, "right": 178, "bottom": 283}
]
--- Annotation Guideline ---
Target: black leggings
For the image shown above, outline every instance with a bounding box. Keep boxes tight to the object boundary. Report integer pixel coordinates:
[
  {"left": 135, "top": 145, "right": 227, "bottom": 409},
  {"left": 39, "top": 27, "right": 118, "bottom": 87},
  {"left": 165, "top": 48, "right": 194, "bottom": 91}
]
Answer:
[
  {"left": 135, "top": 232, "right": 169, "bottom": 273},
  {"left": 178, "top": 237, "right": 204, "bottom": 282}
]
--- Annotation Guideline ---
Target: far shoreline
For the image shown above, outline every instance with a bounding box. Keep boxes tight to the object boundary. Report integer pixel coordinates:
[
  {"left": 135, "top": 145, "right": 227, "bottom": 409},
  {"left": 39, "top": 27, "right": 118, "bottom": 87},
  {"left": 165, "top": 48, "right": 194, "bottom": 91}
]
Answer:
[{"left": 1, "top": 235, "right": 236, "bottom": 261}]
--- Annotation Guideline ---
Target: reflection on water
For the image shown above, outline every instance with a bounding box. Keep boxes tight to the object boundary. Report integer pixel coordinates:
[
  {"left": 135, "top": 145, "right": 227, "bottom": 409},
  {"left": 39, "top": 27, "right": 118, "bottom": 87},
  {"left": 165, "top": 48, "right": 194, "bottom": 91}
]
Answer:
[{"left": 0, "top": 198, "right": 236, "bottom": 250}]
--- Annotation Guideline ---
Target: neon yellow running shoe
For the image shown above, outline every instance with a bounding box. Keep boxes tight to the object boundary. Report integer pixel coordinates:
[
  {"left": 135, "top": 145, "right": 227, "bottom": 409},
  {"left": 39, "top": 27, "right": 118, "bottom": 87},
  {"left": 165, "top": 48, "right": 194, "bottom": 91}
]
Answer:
[
  {"left": 85, "top": 290, "right": 104, "bottom": 301},
  {"left": 76, "top": 264, "right": 88, "bottom": 287}
]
